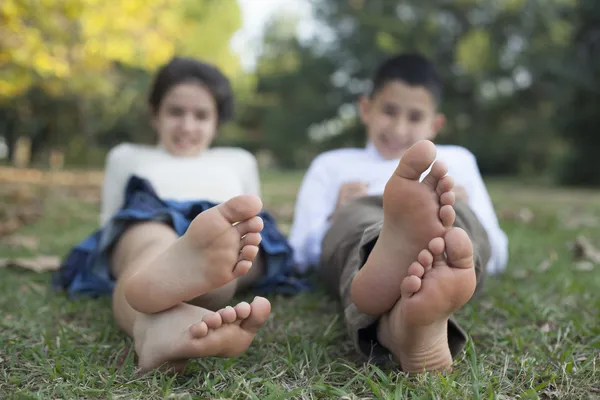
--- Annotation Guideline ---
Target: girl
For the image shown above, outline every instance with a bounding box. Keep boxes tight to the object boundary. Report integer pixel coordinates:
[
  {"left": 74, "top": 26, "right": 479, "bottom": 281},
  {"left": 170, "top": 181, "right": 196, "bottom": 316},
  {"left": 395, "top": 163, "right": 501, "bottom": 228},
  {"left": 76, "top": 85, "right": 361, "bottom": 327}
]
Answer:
[{"left": 54, "top": 57, "right": 306, "bottom": 372}]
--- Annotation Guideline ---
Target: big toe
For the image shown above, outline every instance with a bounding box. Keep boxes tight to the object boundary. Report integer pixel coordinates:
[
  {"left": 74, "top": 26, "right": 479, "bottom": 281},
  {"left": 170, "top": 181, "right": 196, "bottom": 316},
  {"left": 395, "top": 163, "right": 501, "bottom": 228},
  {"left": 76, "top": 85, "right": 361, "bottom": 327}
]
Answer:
[
  {"left": 444, "top": 228, "right": 474, "bottom": 269},
  {"left": 394, "top": 140, "right": 437, "bottom": 180},
  {"left": 218, "top": 195, "right": 263, "bottom": 223},
  {"left": 188, "top": 195, "right": 263, "bottom": 243},
  {"left": 240, "top": 297, "right": 271, "bottom": 333}
]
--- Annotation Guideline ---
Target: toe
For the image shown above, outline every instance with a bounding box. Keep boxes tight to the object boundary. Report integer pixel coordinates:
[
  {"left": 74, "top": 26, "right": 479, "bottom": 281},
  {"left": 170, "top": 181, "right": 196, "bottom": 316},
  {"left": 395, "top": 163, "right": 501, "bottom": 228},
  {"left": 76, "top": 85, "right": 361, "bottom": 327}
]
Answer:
[
  {"left": 436, "top": 175, "right": 455, "bottom": 196},
  {"left": 422, "top": 161, "right": 448, "bottom": 189},
  {"left": 235, "top": 216, "right": 264, "bottom": 236},
  {"left": 428, "top": 237, "right": 445, "bottom": 257},
  {"left": 218, "top": 306, "right": 237, "bottom": 324},
  {"left": 439, "top": 190, "right": 455, "bottom": 207},
  {"left": 202, "top": 312, "right": 223, "bottom": 330},
  {"left": 218, "top": 195, "right": 263, "bottom": 224},
  {"left": 444, "top": 228, "right": 474, "bottom": 269},
  {"left": 394, "top": 140, "right": 437, "bottom": 180},
  {"left": 239, "top": 245, "right": 259, "bottom": 262},
  {"left": 187, "top": 196, "right": 262, "bottom": 247},
  {"left": 401, "top": 275, "right": 422, "bottom": 297},
  {"left": 189, "top": 321, "right": 208, "bottom": 338},
  {"left": 407, "top": 261, "right": 426, "bottom": 278},
  {"left": 233, "top": 301, "right": 252, "bottom": 320},
  {"left": 240, "top": 297, "right": 271, "bottom": 333},
  {"left": 232, "top": 260, "right": 253, "bottom": 277},
  {"left": 417, "top": 248, "right": 434, "bottom": 268},
  {"left": 241, "top": 232, "right": 262, "bottom": 247},
  {"left": 440, "top": 205, "right": 456, "bottom": 227}
]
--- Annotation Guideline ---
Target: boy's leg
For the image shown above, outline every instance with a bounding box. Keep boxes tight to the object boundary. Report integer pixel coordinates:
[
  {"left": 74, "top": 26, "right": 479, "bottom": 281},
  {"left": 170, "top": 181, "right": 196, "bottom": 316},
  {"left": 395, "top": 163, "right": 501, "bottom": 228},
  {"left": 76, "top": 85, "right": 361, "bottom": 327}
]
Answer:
[
  {"left": 320, "top": 141, "right": 491, "bottom": 370},
  {"left": 110, "top": 195, "right": 272, "bottom": 372}
]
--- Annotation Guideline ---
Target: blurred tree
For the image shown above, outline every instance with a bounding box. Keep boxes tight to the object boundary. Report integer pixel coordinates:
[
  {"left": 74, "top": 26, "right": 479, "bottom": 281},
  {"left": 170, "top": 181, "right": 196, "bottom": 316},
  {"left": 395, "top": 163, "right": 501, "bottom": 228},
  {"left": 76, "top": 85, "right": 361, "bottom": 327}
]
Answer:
[
  {"left": 0, "top": 0, "right": 243, "bottom": 165},
  {"left": 250, "top": 0, "right": 577, "bottom": 175},
  {"left": 556, "top": 0, "right": 600, "bottom": 186},
  {"left": 237, "top": 15, "right": 342, "bottom": 167}
]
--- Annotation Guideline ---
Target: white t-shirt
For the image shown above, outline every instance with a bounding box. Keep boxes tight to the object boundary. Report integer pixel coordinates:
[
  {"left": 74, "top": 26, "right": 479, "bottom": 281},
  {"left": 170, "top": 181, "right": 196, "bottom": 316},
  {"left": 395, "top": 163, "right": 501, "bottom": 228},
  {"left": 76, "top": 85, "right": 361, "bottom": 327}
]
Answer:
[
  {"left": 288, "top": 142, "right": 509, "bottom": 275},
  {"left": 100, "top": 143, "right": 260, "bottom": 225}
]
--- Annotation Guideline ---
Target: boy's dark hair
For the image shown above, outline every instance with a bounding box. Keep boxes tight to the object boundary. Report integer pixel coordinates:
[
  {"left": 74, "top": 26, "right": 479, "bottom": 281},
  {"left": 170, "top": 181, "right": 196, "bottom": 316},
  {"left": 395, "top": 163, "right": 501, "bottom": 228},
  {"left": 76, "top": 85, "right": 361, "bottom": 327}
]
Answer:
[
  {"left": 371, "top": 53, "right": 443, "bottom": 104},
  {"left": 148, "top": 56, "right": 234, "bottom": 124}
]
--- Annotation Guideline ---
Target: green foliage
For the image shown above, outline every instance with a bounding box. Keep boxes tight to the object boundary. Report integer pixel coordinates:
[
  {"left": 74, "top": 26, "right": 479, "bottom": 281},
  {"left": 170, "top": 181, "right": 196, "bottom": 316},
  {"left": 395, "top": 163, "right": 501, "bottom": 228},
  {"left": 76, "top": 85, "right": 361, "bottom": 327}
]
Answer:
[
  {"left": 1, "top": 0, "right": 598, "bottom": 185},
  {"left": 245, "top": 0, "right": 598, "bottom": 185},
  {"left": 555, "top": 0, "right": 600, "bottom": 186},
  {"left": 0, "top": 0, "right": 245, "bottom": 167}
]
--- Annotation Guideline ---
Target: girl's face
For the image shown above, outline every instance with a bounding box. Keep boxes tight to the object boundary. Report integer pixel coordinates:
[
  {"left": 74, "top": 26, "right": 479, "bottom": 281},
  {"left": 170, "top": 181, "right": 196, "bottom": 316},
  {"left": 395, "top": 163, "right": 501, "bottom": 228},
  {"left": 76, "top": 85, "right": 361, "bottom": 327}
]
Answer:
[{"left": 153, "top": 81, "right": 218, "bottom": 157}]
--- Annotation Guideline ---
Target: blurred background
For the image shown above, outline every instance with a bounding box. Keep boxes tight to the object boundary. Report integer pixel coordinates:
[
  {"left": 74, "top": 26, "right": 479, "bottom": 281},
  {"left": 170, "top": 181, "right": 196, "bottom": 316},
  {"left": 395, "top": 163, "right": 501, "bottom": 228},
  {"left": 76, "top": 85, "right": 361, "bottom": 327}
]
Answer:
[{"left": 1, "top": 0, "right": 599, "bottom": 185}]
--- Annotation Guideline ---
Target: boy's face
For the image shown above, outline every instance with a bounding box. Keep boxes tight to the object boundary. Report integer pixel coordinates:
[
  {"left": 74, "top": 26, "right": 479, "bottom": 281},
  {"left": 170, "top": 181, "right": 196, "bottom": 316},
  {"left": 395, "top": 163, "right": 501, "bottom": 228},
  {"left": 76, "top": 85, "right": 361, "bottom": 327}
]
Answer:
[
  {"left": 153, "top": 81, "right": 218, "bottom": 157},
  {"left": 359, "top": 80, "right": 445, "bottom": 159}
]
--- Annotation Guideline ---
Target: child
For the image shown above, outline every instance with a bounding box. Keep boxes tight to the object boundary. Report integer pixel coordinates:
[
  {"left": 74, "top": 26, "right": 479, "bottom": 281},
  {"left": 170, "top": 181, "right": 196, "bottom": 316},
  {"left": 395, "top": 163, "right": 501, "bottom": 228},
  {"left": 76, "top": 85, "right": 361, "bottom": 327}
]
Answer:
[
  {"left": 54, "top": 56, "right": 306, "bottom": 372},
  {"left": 289, "top": 53, "right": 508, "bottom": 372}
]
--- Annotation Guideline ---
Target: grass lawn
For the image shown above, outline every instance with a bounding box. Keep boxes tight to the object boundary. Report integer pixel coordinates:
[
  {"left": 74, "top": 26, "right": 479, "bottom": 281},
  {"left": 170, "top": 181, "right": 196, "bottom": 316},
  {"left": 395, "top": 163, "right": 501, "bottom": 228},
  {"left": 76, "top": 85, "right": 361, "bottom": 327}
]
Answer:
[{"left": 1, "top": 170, "right": 599, "bottom": 399}]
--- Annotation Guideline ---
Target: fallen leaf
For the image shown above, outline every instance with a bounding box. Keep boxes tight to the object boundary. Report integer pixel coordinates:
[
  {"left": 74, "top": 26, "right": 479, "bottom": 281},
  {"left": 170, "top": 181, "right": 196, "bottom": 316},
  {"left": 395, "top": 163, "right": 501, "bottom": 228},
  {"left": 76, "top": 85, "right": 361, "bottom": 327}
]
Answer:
[
  {"left": 0, "top": 255, "right": 61, "bottom": 272},
  {"left": 572, "top": 236, "right": 600, "bottom": 263},
  {"left": 1, "top": 234, "right": 39, "bottom": 250},
  {"left": 0, "top": 218, "right": 21, "bottom": 236},
  {"left": 536, "top": 321, "right": 557, "bottom": 333}
]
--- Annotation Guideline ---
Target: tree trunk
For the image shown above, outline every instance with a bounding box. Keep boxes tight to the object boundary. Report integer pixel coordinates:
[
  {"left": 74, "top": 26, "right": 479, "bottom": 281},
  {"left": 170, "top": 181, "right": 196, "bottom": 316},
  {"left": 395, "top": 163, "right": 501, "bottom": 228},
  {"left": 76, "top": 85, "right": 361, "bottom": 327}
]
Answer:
[{"left": 13, "top": 99, "right": 33, "bottom": 168}]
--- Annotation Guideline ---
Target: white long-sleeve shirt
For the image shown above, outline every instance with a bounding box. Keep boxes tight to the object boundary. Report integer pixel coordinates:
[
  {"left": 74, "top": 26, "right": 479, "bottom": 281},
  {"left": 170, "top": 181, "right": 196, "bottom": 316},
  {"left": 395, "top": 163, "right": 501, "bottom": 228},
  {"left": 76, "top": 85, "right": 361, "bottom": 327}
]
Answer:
[
  {"left": 100, "top": 143, "right": 261, "bottom": 225},
  {"left": 288, "top": 142, "right": 509, "bottom": 275}
]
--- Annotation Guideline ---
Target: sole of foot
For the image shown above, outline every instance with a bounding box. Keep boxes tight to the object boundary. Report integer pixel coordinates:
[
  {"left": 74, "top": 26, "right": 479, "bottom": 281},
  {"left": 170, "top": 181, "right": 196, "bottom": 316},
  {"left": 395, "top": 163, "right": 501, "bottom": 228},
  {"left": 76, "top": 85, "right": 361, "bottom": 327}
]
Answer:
[
  {"left": 377, "top": 227, "right": 476, "bottom": 373},
  {"left": 134, "top": 296, "right": 271, "bottom": 372},
  {"left": 126, "top": 194, "right": 265, "bottom": 313},
  {"left": 351, "top": 140, "right": 457, "bottom": 315}
]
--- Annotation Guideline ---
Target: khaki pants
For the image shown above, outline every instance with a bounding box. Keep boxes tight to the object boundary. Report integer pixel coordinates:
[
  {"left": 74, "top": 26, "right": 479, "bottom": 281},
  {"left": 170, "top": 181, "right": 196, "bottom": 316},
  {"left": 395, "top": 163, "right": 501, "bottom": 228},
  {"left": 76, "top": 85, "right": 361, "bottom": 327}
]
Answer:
[{"left": 320, "top": 196, "right": 490, "bottom": 364}]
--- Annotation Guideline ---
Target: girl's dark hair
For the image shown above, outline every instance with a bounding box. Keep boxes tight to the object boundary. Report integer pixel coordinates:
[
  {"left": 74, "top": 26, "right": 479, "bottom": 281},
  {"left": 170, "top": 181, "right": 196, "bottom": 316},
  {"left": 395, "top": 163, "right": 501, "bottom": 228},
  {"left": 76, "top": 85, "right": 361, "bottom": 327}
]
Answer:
[{"left": 148, "top": 56, "right": 234, "bottom": 124}]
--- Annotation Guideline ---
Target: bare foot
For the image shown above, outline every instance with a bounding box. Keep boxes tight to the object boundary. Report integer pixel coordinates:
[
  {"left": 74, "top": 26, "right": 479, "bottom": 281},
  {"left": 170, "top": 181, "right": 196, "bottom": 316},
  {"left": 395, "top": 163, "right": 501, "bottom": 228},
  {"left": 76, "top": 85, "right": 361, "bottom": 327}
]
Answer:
[
  {"left": 125, "top": 195, "right": 264, "bottom": 313},
  {"left": 134, "top": 296, "right": 271, "bottom": 372},
  {"left": 350, "top": 140, "right": 457, "bottom": 315},
  {"left": 377, "top": 228, "right": 476, "bottom": 373}
]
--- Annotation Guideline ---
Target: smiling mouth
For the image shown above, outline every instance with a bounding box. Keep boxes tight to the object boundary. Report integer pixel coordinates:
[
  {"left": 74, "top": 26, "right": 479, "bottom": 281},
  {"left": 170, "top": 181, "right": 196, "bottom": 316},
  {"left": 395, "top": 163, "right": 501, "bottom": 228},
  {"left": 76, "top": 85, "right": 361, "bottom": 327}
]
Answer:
[
  {"left": 380, "top": 136, "right": 407, "bottom": 152},
  {"left": 173, "top": 137, "right": 198, "bottom": 148}
]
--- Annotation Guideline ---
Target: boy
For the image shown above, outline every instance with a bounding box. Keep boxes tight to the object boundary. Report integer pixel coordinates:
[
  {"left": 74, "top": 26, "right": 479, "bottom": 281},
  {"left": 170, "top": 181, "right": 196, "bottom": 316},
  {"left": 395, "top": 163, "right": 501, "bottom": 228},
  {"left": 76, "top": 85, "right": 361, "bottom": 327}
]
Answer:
[{"left": 289, "top": 53, "right": 508, "bottom": 372}]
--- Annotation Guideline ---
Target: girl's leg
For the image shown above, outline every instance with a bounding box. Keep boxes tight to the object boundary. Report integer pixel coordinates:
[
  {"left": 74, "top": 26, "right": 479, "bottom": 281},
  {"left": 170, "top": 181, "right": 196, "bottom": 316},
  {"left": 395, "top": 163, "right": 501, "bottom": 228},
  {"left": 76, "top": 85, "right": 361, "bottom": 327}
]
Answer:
[{"left": 109, "top": 195, "right": 271, "bottom": 372}]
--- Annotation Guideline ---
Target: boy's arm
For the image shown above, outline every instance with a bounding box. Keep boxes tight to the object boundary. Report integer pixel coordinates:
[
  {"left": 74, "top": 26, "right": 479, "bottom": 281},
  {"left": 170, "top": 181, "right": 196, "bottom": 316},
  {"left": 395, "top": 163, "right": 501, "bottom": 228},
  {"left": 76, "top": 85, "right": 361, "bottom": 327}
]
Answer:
[
  {"left": 461, "top": 151, "right": 509, "bottom": 274},
  {"left": 288, "top": 157, "right": 337, "bottom": 273}
]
